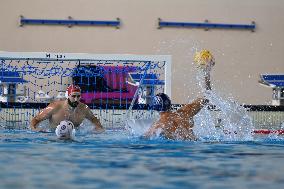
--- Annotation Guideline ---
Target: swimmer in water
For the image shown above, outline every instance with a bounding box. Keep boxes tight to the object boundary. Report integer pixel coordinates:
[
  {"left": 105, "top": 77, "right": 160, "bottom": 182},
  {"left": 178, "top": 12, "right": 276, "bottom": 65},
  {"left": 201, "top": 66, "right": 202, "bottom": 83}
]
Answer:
[
  {"left": 30, "top": 84, "right": 105, "bottom": 133},
  {"left": 144, "top": 62, "right": 213, "bottom": 141}
]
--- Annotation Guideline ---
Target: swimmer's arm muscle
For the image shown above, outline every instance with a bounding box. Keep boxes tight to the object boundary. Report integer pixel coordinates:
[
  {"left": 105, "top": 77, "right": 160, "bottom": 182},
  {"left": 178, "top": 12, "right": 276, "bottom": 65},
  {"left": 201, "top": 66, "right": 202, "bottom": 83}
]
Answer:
[
  {"left": 177, "top": 98, "right": 208, "bottom": 118},
  {"left": 30, "top": 104, "right": 57, "bottom": 131}
]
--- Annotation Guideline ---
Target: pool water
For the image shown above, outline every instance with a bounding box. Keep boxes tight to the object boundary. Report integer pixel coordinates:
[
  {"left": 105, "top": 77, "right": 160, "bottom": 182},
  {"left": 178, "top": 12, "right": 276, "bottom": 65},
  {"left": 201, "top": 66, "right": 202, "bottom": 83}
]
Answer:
[{"left": 1, "top": 129, "right": 284, "bottom": 189}]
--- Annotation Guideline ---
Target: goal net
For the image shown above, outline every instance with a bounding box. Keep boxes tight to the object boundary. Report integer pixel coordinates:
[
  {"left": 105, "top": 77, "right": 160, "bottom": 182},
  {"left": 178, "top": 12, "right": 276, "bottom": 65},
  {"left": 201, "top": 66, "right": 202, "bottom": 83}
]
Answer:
[{"left": 0, "top": 51, "right": 171, "bottom": 129}]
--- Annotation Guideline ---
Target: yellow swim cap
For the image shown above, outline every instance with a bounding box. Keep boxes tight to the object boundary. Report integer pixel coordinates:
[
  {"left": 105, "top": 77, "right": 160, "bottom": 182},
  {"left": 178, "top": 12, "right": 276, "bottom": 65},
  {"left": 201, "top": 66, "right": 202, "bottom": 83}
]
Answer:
[{"left": 194, "top": 49, "right": 214, "bottom": 67}]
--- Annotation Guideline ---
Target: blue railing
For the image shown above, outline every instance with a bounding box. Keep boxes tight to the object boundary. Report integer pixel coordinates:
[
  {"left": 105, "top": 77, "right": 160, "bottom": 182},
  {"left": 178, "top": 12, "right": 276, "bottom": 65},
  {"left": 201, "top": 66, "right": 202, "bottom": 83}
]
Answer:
[
  {"left": 158, "top": 18, "right": 255, "bottom": 31},
  {"left": 20, "top": 16, "right": 120, "bottom": 28}
]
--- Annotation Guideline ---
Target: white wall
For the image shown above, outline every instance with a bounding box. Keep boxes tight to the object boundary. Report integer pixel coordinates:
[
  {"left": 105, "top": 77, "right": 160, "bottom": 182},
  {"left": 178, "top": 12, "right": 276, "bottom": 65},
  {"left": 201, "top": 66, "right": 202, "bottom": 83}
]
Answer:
[{"left": 0, "top": 0, "right": 284, "bottom": 104}]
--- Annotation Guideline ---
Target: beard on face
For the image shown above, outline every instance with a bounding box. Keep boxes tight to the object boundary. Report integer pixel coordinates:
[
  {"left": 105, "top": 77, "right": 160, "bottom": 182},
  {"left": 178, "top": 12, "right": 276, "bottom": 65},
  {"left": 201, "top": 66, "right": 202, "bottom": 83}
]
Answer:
[{"left": 68, "top": 98, "right": 79, "bottom": 108}]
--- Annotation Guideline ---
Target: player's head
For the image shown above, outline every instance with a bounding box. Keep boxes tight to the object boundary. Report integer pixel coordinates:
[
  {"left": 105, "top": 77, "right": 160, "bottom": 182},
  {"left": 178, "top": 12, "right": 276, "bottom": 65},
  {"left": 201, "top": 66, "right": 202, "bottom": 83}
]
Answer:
[
  {"left": 152, "top": 93, "right": 171, "bottom": 112},
  {"left": 66, "top": 84, "right": 81, "bottom": 107}
]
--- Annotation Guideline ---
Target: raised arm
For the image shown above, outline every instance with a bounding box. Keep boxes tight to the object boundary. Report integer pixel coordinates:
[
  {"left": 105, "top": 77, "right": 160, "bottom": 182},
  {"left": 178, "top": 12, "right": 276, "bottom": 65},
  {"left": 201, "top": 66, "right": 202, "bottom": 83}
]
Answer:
[
  {"left": 177, "top": 98, "right": 208, "bottom": 118},
  {"left": 205, "top": 73, "right": 211, "bottom": 90},
  {"left": 30, "top": 103, "right": 58, "bottom": 131},
  {"left": 177, "top": 72, "right": 211, "bottom": 118},
  {"left": 84, "top": 105, "right": 105, "bottom": 133}
]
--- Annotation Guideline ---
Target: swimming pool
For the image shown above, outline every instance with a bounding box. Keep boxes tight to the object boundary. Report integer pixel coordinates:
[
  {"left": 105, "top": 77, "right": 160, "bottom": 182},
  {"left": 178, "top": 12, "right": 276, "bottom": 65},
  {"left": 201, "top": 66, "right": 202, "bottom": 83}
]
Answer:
[{"left": 1, "top": 128, "right": 284, "bottom": 189}]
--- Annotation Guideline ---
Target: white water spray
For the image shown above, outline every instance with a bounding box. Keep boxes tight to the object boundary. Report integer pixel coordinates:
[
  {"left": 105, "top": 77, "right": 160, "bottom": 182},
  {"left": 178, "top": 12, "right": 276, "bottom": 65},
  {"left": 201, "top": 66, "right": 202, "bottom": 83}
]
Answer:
[{"left": 194, "top": 70, "right": 254, "bottom": 141}]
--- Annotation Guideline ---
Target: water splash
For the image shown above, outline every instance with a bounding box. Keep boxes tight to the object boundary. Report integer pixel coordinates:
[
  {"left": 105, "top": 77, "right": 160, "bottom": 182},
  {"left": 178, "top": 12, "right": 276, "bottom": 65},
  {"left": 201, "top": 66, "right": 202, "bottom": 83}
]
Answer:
[
  {"left": 125, "top": 70, "right": 255, "bottom": 141},
  {"left": 193, "top": 70, "right": 254, "bottom": 141},
  {"left": 126, "top": 118, "right": 156, "bottom": 137}
]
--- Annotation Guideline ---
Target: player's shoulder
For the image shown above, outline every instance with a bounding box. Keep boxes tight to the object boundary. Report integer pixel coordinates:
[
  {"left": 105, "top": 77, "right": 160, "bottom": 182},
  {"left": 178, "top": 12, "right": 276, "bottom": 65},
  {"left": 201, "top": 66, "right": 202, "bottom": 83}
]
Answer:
[
  {"left": 78, "top": 102, "right": 91, "bottom": 110},
  {"left": 48, "top": 100, "right": 65, "bottom": 109}
]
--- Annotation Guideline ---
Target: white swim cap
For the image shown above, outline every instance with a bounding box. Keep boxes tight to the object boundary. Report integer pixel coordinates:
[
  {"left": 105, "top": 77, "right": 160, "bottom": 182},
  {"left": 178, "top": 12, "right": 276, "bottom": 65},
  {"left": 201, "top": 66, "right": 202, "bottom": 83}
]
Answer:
[{"left": 55, "top": 120, "right": 76, "bottom": 140}]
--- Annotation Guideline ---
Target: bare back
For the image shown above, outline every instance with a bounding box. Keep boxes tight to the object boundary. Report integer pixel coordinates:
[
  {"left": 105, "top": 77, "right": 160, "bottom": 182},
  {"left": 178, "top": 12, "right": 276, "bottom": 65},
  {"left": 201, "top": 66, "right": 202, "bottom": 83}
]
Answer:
[{"left": 144, "top": 98, "right": 206, "bottom": 140}]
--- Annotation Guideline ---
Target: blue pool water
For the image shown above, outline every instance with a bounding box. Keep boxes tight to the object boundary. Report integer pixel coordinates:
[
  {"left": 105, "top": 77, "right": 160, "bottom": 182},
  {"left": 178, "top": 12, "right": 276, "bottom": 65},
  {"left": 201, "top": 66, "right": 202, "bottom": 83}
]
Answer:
[{"left": 1, "top": 129, "right": 284, "bottom": 189}]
